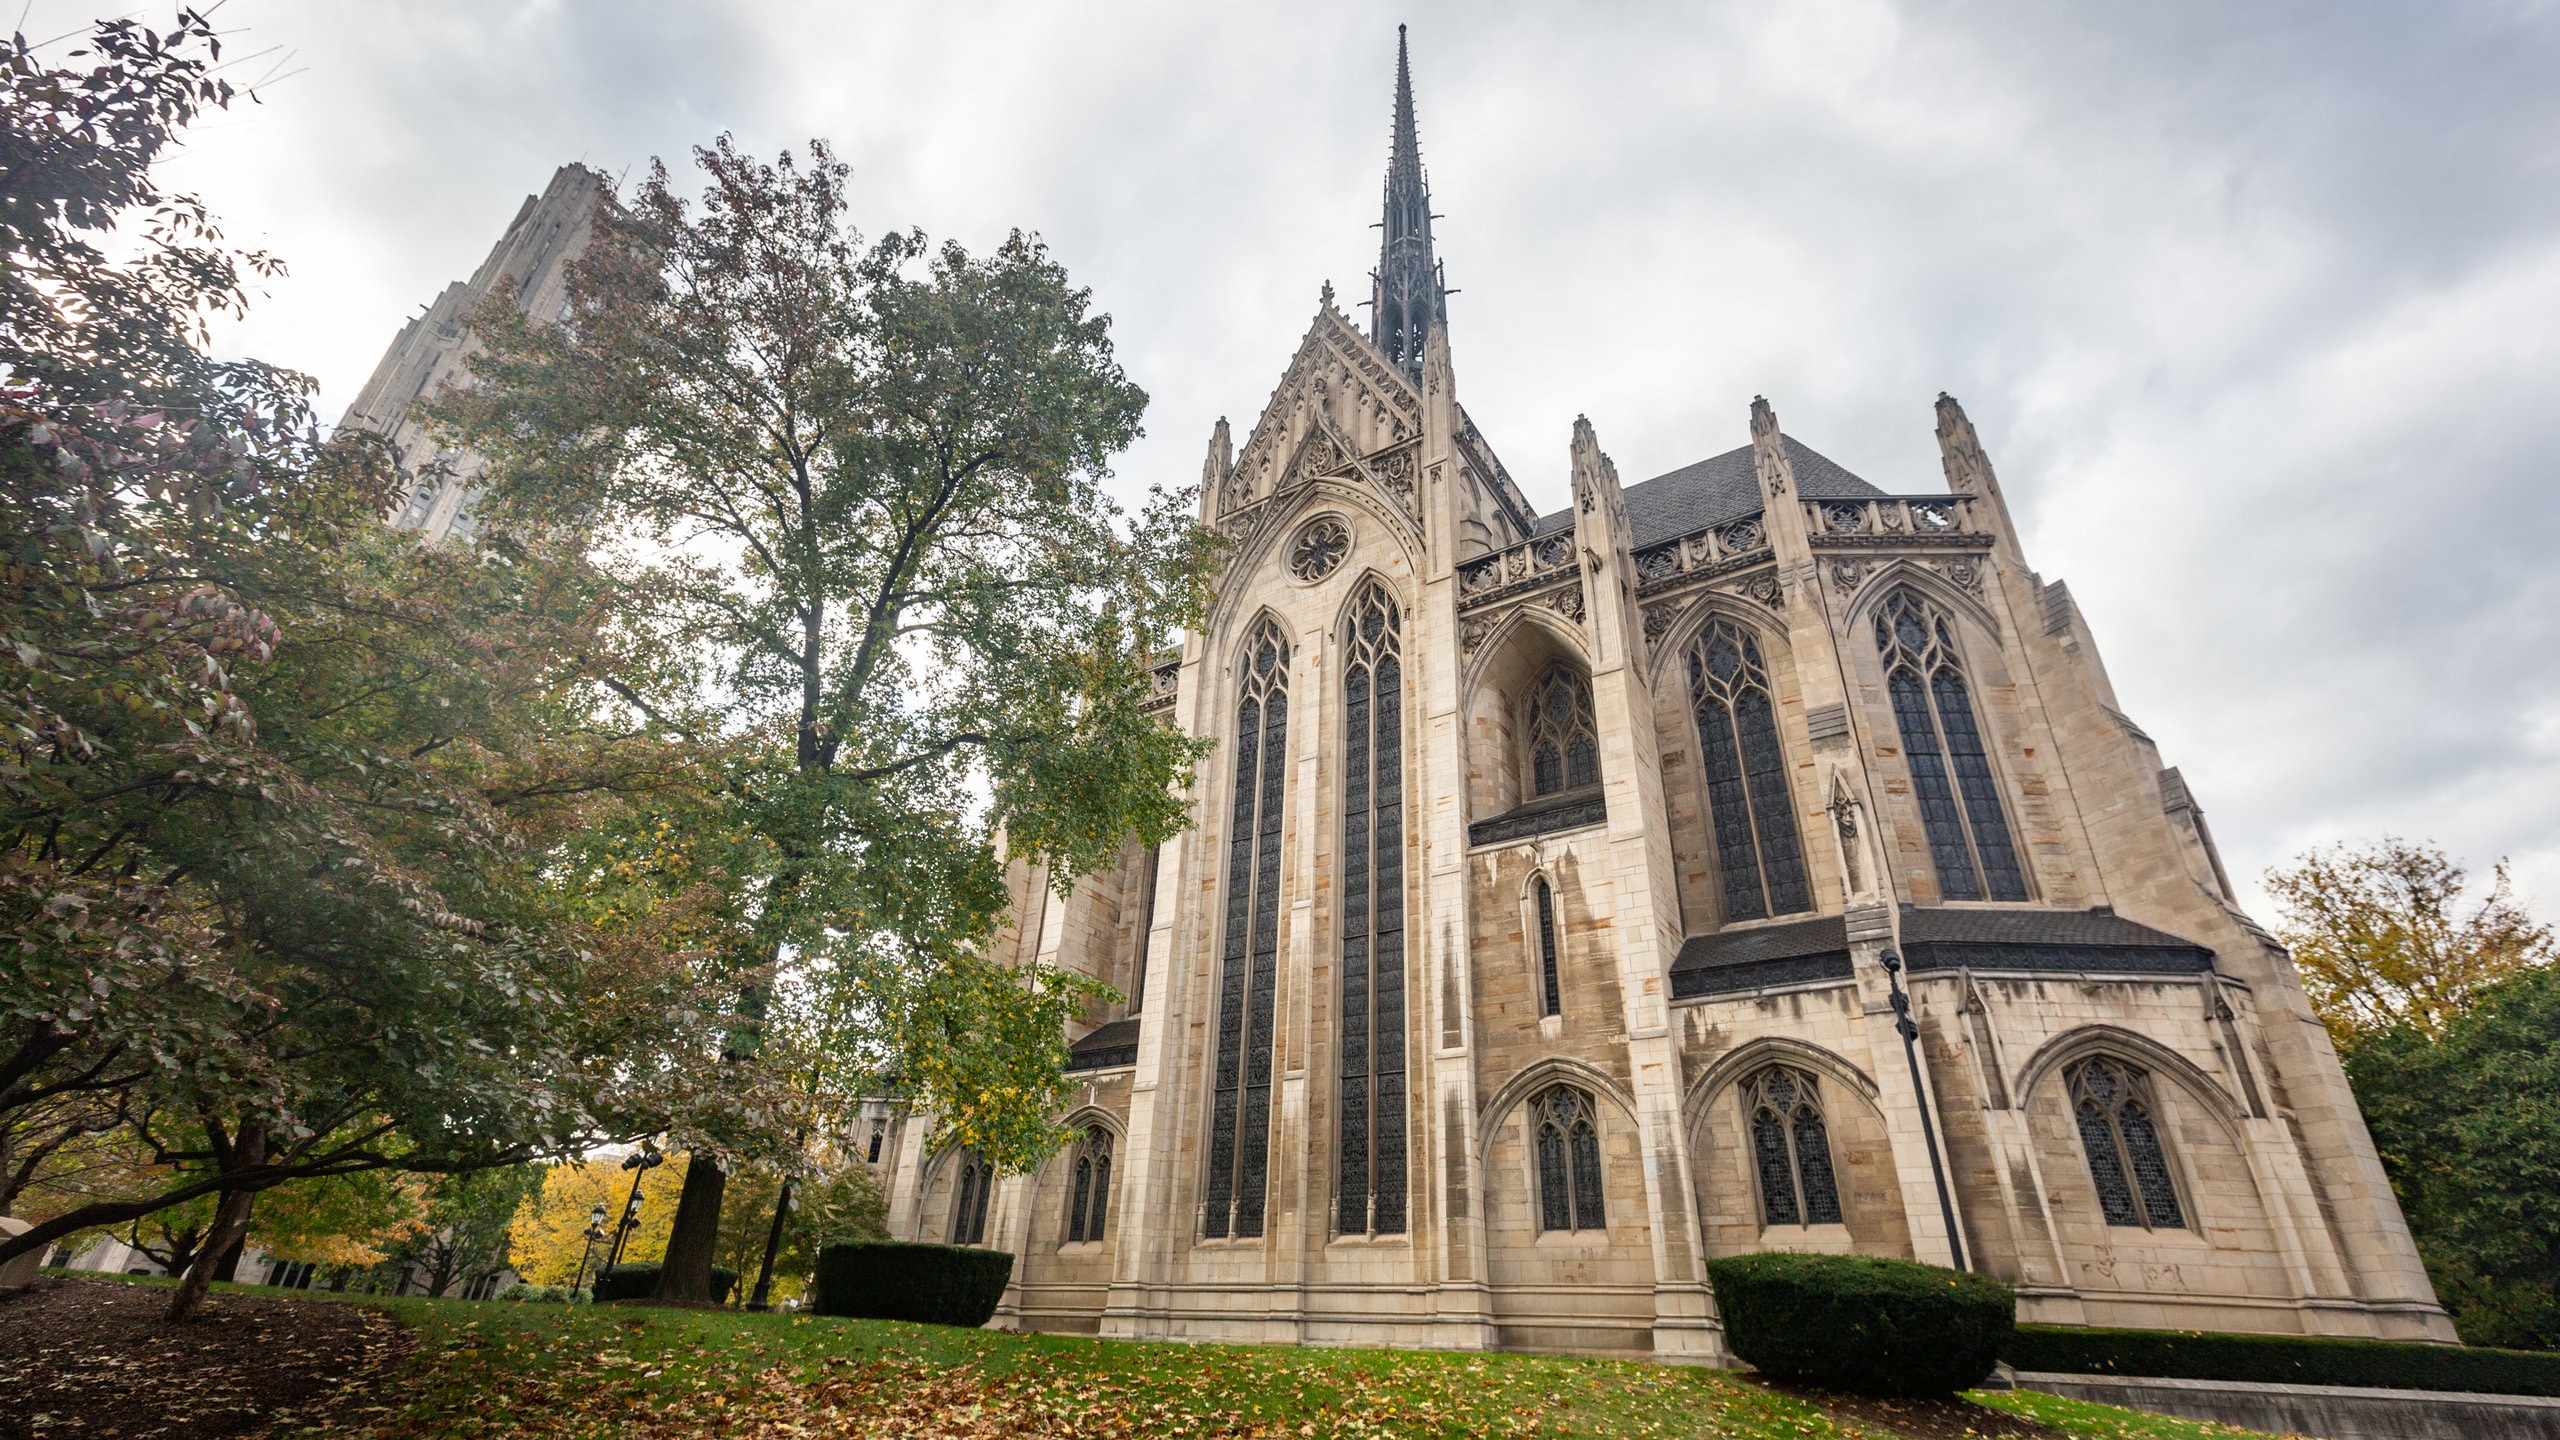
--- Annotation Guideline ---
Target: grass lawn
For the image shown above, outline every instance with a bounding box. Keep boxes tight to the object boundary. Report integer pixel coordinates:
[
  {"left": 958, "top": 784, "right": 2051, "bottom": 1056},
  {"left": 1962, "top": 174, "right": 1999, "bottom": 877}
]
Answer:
[{"left": 198, "top": 1284, "right": 2279, "bottom": 1440}]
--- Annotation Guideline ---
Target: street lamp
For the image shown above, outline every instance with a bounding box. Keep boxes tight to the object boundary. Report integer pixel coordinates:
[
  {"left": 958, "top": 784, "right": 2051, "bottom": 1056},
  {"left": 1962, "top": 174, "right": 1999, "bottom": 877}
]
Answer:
[
  {"left": 1881, "top": 948, "right": 1967, "bottom": 1272},
  {"left": 602, "top": 1143, "right": 664, "bottom": 1276},
  {"left": 568, "top": 1203, "right": 609, "bottom": 1299}
]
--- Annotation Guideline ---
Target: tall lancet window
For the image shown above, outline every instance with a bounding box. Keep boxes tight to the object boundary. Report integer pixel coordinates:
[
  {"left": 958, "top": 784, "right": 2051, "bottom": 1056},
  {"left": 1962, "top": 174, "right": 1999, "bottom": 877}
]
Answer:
[
  {"left": 1689, "top": 621, "right": 1811, "bottom": 922},
  {"left": 1337, "top": 582, "right": 1408, "bottom": 1235},
  {"left": 1533, "top": 878, "right": 1563, "bottom": 1018},
  {"left": 1526, "top": 665, "right": 1600, "bottom": 796},
  {"left": 1874, "top": 591, "right": 2028, "bottom": 902},
  {"left": 1204, "top": 619, "right": 1292, "bottom": 1239}
]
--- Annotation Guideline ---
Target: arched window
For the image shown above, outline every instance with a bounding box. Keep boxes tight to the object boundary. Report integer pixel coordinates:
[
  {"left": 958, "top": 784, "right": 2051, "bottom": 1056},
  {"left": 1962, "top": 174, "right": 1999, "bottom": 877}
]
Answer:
[
  {"left": 951, "top": 1152, "right": 996, "bottom": 1246},
  {"left": 1688, "top": 620, "right": 1811, "bottom": 921},
  {"left": 1205, "top": 619, "right": 1291, "bottom": 1240},
  {"left": 1525, "top": 665, "right": 1600, "bottom": 796},
  {"left": 1065, "top": 1126, "right": 1114, "bottom": 1243},
  {"left": 1338, "top": 582, "right": 1408, "bottom": 1236},
  {"left": 1533, "top": 877, "right": 1563, "bottom": 1018},
  {"left": 2070, "top": 1057, "right": 2185, "bottom": 1229},
  {"left": 1532, "top": 1085, "right": 1606, "bottom": 1232},
  {"left": 1873, "top": 591, "right": 2027, "bottom": 902},
  {"left": 1743, "top": 1065, "right": 1842, "bottom": 1226}
]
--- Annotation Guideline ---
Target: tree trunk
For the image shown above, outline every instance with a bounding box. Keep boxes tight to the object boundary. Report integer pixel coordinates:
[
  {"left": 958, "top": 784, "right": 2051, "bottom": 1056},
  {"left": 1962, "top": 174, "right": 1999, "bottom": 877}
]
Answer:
[
  {"left": 651, "top": 1153, "right": 726, "bottom": 1304},
  {"left": 209, "top": 1231, "right": 246, "bottom": 1283},
  {"left": 168, "top": 1124, "right": 264, "bottom": 1321},
  {"left": 167, "top": 1187, "right": 254, "bottom": 1321}
]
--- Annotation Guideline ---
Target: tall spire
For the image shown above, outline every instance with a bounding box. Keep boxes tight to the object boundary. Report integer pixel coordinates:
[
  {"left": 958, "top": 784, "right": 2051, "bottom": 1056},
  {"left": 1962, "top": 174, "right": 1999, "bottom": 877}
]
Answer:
[{"left": 1371, "top": 25, "right": 1446, "bottom": 386}]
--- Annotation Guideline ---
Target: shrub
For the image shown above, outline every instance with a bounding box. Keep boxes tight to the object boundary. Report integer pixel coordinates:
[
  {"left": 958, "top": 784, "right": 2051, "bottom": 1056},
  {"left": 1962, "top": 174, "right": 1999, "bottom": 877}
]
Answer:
[
  {"left": 2005, "top": 1324, "right": 2560, "bottom": 1397},
  {"left": 1707, "top": 1252, "right": 2014, "bottom": 1395},
  {"left": 808, "top": 1242, "right": 1013, "bottom": 1327},
  {"left": 499, "top": 1283, "right": 586, "bottom": 1304},
  {"left": 592, "top": 1262, "right": 738, "bottom": 1305}
]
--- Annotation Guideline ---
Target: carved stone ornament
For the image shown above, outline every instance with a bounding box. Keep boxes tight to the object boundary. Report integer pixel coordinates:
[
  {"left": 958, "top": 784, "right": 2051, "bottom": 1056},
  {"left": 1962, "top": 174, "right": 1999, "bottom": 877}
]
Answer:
[
  {"left": 1735, "top": 572, "right": 1785, "bottom": 611},
  {"left": 1460, "top": 616, "right": 1493, "bottom": 653},
  {"left": 1289, "top": 516, "right": 1351, "bottom": 582},
  {"left": 1933, "top": 557, "right": 1984, "bottom": 595},
  {"left": 1551, "top": 586, "right": 1586, "bottom": 624},
  {"left": 1368, "top": 444, "right": 1419, "bottom": 513},
  {"left": 1828, "top": 559, "right": 1869, "bottom": 595},
  {"left": 1641, "top": 600, "right": 1679, "bottom": 644},
  {"left": 1289, "top": 426, "right": 1345, "bottom": 486}
]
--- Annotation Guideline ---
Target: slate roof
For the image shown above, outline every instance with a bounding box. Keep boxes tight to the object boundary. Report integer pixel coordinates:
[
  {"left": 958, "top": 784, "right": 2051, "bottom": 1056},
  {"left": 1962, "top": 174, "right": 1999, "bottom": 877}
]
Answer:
[
  {"left": 1531, "top": 437, "right": 1890, "bottom": 548},
  {"left": 1897, "top": 906, "right": 2214, "bottom": 976},
  {"left": 1064, "top": 1017, "right": 1140, "bottom": 1072},
  {"left": 1666, "top": 906, "right": 2216, "bottom": 1001}
]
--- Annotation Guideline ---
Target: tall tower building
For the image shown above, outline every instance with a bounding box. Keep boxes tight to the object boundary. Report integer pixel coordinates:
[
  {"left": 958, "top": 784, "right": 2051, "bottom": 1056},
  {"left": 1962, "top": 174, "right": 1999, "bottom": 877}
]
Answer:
[
  {"left": 888, "top": 37, "right": 2451, "bottom": 1358},
  {"left": 337, "top": 164, "right": 603, "bottom": 543}
]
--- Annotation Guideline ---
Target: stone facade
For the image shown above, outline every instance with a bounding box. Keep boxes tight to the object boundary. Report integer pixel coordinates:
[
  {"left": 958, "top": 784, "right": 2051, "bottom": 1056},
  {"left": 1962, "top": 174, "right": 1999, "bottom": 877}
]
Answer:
[
  {"left": 876, "top": 36, "right": 2455, "bottom": 1360},
  {"left": 338, "top": 164, "right": 603, "bottom": 543}
]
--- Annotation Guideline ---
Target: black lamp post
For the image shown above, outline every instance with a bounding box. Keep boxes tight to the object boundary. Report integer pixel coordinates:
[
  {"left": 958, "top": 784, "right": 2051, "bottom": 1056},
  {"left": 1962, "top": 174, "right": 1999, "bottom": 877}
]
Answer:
[
  {"left": 602, "top": 1144, "right": 663, "bottom": 1276},
  {"left": 1881, "top": 947, "right": 1967, "bottom": 1272},
  {"left": 568, "top": 1203, "right": 609, "bottom": 1298},
  {"left": 745, "top": 1175, "right": 794, "bottom": 1312}
]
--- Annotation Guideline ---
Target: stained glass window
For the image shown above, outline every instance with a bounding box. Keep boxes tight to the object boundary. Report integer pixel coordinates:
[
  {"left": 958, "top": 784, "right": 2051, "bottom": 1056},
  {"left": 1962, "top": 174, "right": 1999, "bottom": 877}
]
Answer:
[
  {"left": 1065, "top": 1126, "right": 1113, "bottom": 1243},
  {"left": 2069, "top": 1057, "right": 2186, "bottom": 1229},
  {"left": 1526, "top": 666, "right": 1600, "bottom": 796},
  {"left": 1205, "top": 620, "right": 1292, "bottom": 1239},
  {"left": 1534, "top": 877, "right": 1563, "bottom": 1018},
  {"left": 1338, "top": 583, "right": 1408, "bottom": 1235},
  {"left": 1743, "top": 1065, "right": 1844, "bottom": 1227},
  {"left": 1689, "top": 621, "right": 1812, "bottom": 922},
  {"left": 1532, "top": 1086, "right": 1606, "bottom": 1232},
  {"left": 1873, "top": 591, "right": 2028, "bottom": 902},
  {"left": 952, "top": 1152, "right": 995, "bottom": 1246}
]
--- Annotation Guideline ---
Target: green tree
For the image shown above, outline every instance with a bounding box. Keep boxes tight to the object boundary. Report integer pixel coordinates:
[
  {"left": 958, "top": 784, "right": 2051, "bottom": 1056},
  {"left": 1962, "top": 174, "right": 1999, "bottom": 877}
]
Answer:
[
  {"left": 0, "top": 15, "right": 723, "bottom": 1319},
  {"left": 2269, "top": 838, "right": 2560, "bottom": 1347},
  {"left": 2265, "top": 837, "right": 2552, "bottom": 1048},
  {"left": 388, "top": 1166, "right": 544, "bottom": 1297},
  {"left": 2349, "top": 965, "right": 2560, "bottom": 1348},
  {"left": 437, "top": 137, "right": 1215, "bottom": 1302}
]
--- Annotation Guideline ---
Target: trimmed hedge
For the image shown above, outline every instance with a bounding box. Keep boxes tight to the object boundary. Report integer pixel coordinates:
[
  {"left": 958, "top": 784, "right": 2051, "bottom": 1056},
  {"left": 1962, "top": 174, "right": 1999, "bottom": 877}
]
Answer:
[
  {"left": 1707, "top": 1252, "right": 2015, "bottom": 1396},
  {"left": 2005, "top": 1324, "right": 2560, "bottom": 1398},
  {"left": 809, "top": 1241, "right": 1013, "bottom": 1328},
  {"left": 591, "top": 1262, "right": 738, "bottom": 1305}
]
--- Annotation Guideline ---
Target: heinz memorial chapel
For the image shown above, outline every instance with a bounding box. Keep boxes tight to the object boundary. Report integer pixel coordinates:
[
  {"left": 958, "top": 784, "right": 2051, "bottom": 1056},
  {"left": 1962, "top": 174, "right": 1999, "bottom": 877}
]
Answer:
[{"left": 354, "top": 33, "right": 2455, "bottom": 1362}]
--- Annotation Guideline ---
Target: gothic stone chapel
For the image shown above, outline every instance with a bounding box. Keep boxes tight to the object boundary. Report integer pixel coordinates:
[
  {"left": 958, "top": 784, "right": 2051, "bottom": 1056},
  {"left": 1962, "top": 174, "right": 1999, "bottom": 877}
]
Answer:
[{"left": 875, "top": 33, "right": 2455, "bottom": 1359}]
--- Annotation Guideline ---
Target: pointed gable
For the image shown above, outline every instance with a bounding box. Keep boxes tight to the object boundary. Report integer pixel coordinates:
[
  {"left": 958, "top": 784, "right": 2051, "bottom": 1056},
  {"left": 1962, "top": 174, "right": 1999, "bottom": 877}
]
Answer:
[{"left": 1218, "top": 299, "right": 1427, "bottom": 531}]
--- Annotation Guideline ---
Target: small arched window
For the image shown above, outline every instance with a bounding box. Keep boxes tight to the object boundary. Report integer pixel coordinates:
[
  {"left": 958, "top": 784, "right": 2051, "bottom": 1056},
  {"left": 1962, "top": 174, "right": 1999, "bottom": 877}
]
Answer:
[
  {"left": 1525, "top": 665, "right": 1600, "bottom": 796},
  {"left": 1065, "top": 1126, "right": 1114, "bottom": 1243},
  {"left": 2070, "top": 1057, "right": 2185, "bottom": 1229},
  {"left": 1744, "top": 1065, "right": 1842, "bottom": 1227},
  {"left": 1532, "top": 877, "right": 1563, "bottom": 1017},
  {"left": 1688, "top": 620, "right": 1811, "bottom": 921},
  {"left": 951, "top": 1152, "right": 996, "bottom": 1246},
  {"left": 1532, "top": 1085, "right": 1606, "bottom": 1232},
  {"left": 1874, "top": 591, "right": 2027, "bottom": 902}
]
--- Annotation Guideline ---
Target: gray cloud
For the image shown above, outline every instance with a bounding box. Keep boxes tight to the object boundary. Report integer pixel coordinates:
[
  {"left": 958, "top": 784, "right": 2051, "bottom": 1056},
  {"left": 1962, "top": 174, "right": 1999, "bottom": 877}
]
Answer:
[{"left": 34, "top": 0, "right": 2558, "bottom": 919}]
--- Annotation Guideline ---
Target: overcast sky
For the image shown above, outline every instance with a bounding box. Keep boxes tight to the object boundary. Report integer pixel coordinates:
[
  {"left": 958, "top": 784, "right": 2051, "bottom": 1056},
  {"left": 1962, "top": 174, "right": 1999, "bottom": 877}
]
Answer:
[{"left": 32, "top": 0, "right": 2560, "bottom": 924}]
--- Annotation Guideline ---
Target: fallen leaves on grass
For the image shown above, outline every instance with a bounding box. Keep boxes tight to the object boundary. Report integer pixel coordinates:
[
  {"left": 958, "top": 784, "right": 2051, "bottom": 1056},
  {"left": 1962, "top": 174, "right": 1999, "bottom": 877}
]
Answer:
[{"left": 0, "top": 1278, "right": 405, "bottom": 1440}]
